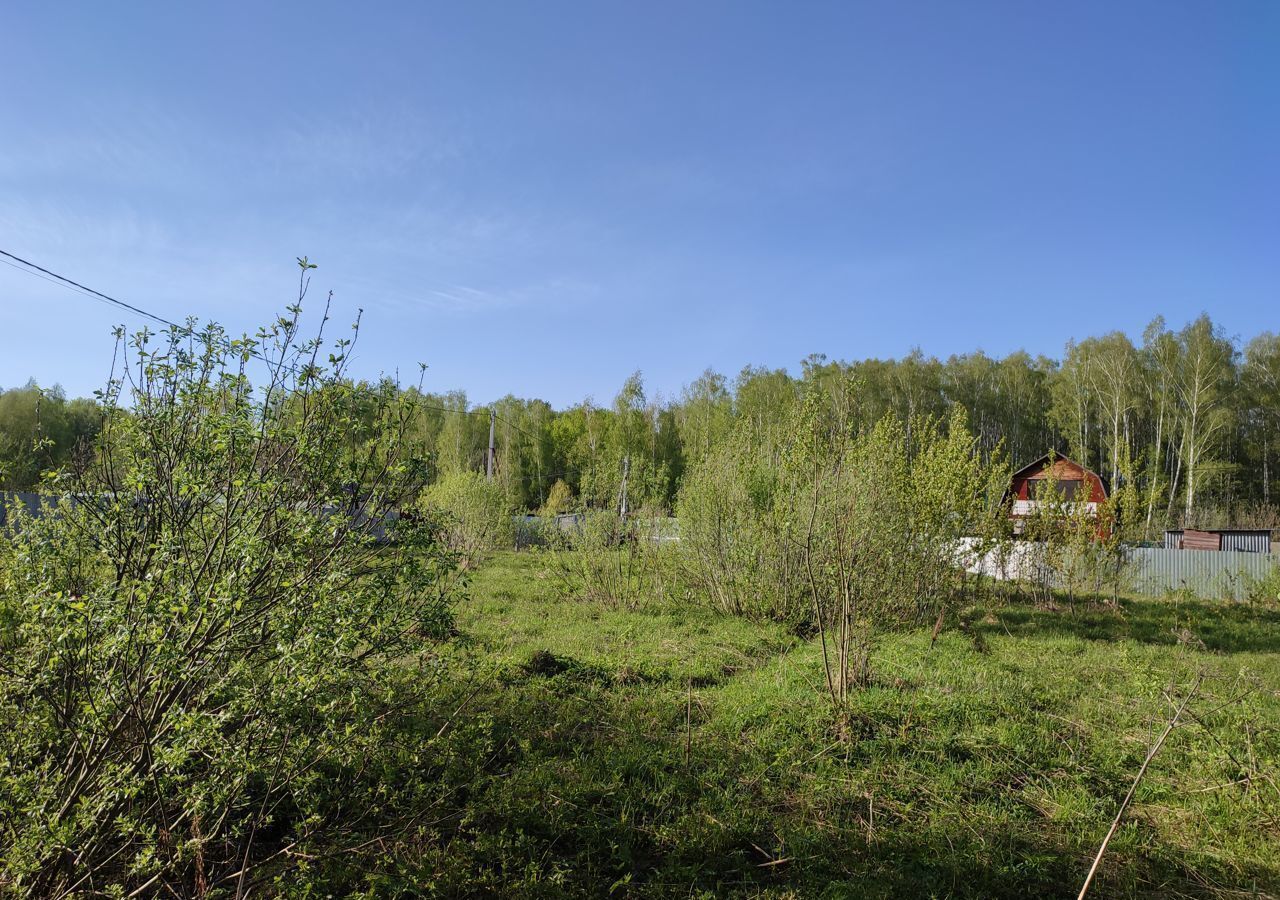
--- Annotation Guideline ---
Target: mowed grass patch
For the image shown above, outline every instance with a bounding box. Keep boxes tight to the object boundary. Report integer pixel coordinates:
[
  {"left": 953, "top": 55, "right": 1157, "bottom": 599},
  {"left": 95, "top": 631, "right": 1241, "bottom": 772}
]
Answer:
[{"left": 369, "top": 553, "right": 1280, "bottom": 899}]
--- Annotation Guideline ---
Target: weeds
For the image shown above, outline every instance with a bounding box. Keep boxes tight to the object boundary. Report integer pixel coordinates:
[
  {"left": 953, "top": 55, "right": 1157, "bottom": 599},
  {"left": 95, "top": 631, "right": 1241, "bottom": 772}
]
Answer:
[{"left": 395, "top": 552, "right": 1280, "bottom": 899}]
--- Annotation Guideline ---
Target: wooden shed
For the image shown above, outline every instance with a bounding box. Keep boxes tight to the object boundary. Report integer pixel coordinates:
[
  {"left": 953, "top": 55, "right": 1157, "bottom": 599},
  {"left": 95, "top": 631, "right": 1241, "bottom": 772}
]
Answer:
[{"left": 1006, "top": 454, "right": 1110, "bottom": 537}]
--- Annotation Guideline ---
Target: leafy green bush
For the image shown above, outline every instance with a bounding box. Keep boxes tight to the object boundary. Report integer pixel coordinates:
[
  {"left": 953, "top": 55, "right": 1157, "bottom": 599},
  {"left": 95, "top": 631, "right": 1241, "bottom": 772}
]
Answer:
[
  {"left": 538, "top": 478, "right": 575, "bottom": 516},
  {"left": 1248, "top": 563, "right": 1280, "bottom": 605},
  {"left": 422, "top": 469, "right": 513, "bottom": 564},
  {"left": 680, "top": 384, "right": 1008, "bottom": 698},
  {"left": 676, "top": 423, "right": 809, "bottom": 624},
  {"left": 0, "top": 296, "right": 463, "bottom": 895}
]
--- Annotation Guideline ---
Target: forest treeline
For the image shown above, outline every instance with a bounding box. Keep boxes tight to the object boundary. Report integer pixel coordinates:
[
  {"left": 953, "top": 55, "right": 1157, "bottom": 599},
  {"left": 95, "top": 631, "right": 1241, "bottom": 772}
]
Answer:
[{"left": 4, "top": 313, "right": 1279, "bottom": 533}]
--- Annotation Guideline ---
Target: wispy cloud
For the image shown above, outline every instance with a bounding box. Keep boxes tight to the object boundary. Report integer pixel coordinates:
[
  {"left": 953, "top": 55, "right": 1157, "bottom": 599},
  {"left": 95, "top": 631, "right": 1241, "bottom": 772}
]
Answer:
[
  {"left": 269, "top": 106, "right": 466, "bottom": 183},
  {"left": 354, "top": 274, "right": 596, "bottom": 318}
]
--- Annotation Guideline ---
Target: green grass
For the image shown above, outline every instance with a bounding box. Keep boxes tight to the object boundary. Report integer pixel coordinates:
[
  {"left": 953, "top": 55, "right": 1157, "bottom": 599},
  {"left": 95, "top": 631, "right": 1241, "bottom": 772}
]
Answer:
[
  {"left": 356, "top": 552, "right": 1280, "bottom": 898},
  {"left": 454, "top": 551, "right": 798, "bottom": 686}
]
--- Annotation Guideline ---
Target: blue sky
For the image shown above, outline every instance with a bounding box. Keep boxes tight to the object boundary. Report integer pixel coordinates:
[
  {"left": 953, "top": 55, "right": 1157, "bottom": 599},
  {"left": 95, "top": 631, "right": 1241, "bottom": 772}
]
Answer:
[{"left": 2, "top": 2, "right": 1276, "bottom": 407}]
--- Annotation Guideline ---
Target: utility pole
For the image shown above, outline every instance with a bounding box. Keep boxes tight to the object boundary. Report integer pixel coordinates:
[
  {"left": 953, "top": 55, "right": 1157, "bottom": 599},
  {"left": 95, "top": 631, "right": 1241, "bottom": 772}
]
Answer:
[
  {"left": 618, "top": 454, "right": 630, "bottom": 518},
  {"left": 486, "top": 408, "right": 496, "bottom": 481}
]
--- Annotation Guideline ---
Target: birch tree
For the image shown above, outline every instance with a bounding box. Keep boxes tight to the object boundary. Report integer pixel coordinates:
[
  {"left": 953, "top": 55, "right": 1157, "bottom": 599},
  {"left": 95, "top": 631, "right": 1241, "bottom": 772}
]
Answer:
[
  {"left": 1084, "top": 332, "right": 1141, "bottom": 489},
  {"left": 1050, "top": 340, "right": 1095, "bottom": 468},
  {"left": 1140, "top": 318, "right": 1179, "bottom": 531},
  {"left": 1243, "top": 333, "right": 1280, "bottom": 503},
  {"left": 676, "top": 368, "right": 732, "bottom": 464},
  {"left": 1171, "top": 315, "right": 1237, "bottom": 520}
]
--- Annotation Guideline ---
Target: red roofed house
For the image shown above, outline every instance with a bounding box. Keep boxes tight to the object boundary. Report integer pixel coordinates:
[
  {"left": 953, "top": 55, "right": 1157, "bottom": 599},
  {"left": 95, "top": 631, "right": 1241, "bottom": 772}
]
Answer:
[{"left": 1007, "top": 453, "right": 1111, "bottom": 538}]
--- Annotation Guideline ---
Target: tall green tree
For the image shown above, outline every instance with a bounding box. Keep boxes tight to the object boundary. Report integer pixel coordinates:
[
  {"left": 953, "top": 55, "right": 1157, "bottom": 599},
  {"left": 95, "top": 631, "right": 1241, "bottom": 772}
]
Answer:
[
  {"left": 0, "top": 382, "right": 101, "bottom": 490},
  {"left": 1082, "top": 332, "right": 1141, "bottom": 488},
  {"left": 1171, "top": 315, "right": 1237, "bottom": 520},
  {"left": 676, "top": 368, "right": 732, "bottom": 464},
  {"left": 1243, "top": 332, "right": 1280, "bottom": 503}
]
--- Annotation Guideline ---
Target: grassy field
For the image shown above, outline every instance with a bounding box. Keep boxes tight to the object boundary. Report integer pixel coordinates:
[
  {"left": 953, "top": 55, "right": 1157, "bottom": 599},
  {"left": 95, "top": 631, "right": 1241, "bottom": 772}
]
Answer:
[{"left": 393, "top": 552, "right": 1280, "bottom": 898}]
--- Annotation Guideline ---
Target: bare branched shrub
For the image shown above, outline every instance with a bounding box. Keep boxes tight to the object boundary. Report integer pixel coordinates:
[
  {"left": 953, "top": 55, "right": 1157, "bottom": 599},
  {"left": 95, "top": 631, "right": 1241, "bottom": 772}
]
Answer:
[{"left": 544, "top": 510, "right": 674, "bottom": 610}]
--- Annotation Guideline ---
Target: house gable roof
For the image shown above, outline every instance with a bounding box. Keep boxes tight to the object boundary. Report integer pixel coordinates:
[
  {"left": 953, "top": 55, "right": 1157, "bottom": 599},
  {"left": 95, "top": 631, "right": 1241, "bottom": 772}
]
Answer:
[{"left": 1009, "top": 452, "right": 1109, "bottom": 495}]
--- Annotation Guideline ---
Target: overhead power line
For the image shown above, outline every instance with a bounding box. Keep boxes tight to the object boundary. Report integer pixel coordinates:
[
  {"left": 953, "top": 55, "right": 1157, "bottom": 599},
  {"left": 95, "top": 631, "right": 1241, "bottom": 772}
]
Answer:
[
  {"left": 2, "top": 248, "right": 568, "bottom": 492},
  {"left": 1, "top": 252, "right": 522, "bottom": 421},
  {"left": 0, "top": 248, "right": 184, "bottom": 331}
]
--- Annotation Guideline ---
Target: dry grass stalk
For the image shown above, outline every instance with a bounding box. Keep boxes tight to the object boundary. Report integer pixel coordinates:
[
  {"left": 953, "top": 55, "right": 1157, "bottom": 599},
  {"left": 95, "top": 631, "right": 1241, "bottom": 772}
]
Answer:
[{"left": 1077, "top": 671, "right": 1204, "bottom": 900}]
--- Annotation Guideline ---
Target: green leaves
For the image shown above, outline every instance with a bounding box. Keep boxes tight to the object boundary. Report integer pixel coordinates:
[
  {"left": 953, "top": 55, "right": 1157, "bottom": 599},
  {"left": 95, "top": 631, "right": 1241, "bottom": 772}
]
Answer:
[
  {"left": 0, "top": 298, "right": 463, "bottom": 894},
  {"left": 680, "top": 379, "right": 1009, "bottom": 701}
]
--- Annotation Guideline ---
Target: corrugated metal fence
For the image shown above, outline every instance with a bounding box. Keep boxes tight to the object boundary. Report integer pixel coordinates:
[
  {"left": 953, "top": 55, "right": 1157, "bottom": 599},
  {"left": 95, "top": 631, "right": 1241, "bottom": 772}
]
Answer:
[
  {"left": 513, "top": 514, "right": 680, "bottom": 549},
  {"left": 1125, "top": 547, "right": 1276, "bottom": 601},
  {"left": 1163, "top": 529, "right": 1273, "bottom": 553},
  {"left": 961, "top": 538, "right": 1278, "bottom": 601},
  {"left": 3, "top": 491, "right": 397, "bottom": 541},
  {"left": 0, "top": 491, "right": 61, "bottom": 527}
]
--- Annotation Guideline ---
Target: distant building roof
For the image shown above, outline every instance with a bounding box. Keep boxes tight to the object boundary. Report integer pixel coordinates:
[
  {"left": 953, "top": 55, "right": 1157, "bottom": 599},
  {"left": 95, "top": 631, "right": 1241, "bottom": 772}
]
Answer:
[{"left": 1009, "top": 453, "right": 1110, "bottom": 495}]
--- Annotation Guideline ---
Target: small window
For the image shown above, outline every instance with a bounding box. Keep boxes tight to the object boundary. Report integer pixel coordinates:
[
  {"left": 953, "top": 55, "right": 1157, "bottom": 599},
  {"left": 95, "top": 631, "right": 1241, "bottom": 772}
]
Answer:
[{"left": 1027, "top": 479, "right": 1082, "bottom": 501}]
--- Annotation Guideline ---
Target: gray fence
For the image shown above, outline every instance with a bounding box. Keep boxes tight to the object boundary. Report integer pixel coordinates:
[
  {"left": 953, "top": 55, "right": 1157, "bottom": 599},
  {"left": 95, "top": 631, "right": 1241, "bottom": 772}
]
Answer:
[
  {"left": 0, "top": 491, "right": 64, "bottom": 527},
  {"left": 512, "top": 514, "right": 680, "bottom": 549},
  {"left": 1125, "top": 547, "right": 1276, "bottom": 601},
  {"left": 4, "top": 491, "right": 397, "bottom": 542},
  {"left": 961, "top": 538, "right": 1278, "bottom": 601}
]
